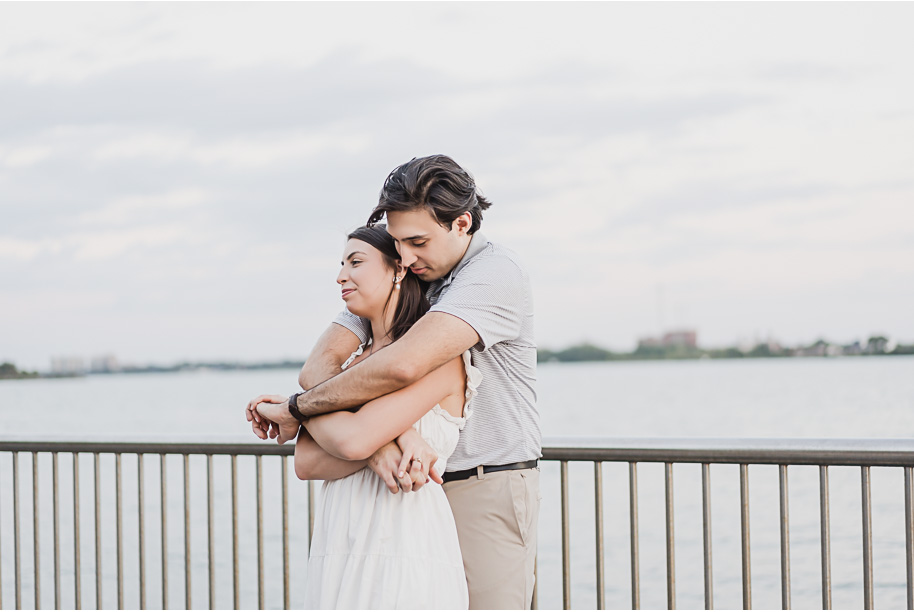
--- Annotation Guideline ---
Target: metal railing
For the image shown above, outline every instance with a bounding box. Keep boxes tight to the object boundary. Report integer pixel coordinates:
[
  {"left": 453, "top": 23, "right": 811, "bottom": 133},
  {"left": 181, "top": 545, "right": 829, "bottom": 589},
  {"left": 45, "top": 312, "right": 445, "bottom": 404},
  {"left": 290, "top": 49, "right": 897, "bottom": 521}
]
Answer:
[{"left": 1, "top": 437, "right": 913, "bottom": 610}]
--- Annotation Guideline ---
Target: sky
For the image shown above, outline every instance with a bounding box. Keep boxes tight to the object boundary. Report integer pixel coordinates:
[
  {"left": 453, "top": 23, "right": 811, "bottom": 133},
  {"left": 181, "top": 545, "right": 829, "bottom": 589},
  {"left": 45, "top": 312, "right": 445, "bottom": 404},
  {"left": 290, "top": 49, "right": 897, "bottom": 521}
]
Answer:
[{"left": 2, "top": 3, "right": 913, "bottom": 371}]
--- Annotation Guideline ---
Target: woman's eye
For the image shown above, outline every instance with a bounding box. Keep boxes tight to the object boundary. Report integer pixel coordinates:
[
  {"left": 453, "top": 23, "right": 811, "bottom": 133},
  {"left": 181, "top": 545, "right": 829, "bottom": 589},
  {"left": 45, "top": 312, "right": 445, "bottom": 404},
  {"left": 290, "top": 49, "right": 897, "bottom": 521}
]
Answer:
[{"left": 351, "top": 260, "right": 361, "bottom": 265}]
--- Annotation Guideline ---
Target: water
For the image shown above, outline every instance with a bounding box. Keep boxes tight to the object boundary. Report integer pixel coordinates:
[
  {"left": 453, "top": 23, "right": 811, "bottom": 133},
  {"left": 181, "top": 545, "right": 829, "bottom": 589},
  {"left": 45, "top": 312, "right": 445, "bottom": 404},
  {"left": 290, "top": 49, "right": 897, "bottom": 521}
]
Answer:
[{"left": 1, "top": 356, "right": 912, "bottom": 609}]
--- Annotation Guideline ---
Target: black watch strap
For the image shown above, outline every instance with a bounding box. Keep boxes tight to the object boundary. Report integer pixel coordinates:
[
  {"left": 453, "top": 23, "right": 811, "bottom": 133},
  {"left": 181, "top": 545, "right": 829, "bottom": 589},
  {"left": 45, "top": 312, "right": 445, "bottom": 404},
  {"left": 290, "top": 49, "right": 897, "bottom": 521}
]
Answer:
[{"left": 288, "top": 392, "right": 308, "bottom": 422}]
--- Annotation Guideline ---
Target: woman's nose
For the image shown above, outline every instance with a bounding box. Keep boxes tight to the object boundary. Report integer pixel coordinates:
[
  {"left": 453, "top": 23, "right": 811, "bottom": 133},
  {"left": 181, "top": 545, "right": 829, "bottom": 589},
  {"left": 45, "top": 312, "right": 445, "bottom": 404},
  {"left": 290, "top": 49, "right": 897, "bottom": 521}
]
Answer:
[{"left": 337, "top": 267, "right": 347, "bottom": 284}]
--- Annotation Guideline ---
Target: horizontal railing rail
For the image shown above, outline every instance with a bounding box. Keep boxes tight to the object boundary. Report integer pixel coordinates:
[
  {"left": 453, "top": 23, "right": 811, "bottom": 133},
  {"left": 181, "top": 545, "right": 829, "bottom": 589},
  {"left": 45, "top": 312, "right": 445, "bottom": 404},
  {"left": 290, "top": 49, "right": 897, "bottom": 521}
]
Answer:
[{"left": 1, "top": 437, "right": 912, "bottom": 610}]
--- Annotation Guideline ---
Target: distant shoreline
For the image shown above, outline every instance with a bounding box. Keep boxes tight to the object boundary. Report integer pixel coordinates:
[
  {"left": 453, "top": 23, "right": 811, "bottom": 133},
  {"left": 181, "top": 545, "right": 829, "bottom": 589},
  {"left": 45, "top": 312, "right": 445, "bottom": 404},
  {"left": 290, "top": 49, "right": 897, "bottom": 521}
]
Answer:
[{"left": 4, "top": 345, "right": 914, "bottom": 381}]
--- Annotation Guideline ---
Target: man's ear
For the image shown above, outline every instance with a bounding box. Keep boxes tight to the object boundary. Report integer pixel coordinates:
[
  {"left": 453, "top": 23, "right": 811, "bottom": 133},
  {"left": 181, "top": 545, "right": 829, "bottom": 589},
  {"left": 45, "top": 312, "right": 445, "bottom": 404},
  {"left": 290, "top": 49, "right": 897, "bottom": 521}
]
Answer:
[{"left": 453, "top": 212, "right": 472, "bottom": 235}]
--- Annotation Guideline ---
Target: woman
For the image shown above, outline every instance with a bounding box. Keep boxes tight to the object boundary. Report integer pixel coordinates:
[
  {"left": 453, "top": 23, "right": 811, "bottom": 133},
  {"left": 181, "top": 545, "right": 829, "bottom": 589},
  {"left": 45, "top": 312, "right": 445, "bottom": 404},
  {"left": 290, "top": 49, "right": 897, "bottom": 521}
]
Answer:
[{"left": 255, "top": 224, "right": 478, "bottom": 609}]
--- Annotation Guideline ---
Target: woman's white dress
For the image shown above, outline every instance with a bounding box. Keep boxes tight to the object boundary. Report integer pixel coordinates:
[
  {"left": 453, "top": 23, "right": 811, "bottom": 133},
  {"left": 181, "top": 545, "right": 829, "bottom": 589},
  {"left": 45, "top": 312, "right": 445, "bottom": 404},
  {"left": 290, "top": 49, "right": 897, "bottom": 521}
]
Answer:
[{"left": 304, "top": 350, "right": 481, "bottom": 609}]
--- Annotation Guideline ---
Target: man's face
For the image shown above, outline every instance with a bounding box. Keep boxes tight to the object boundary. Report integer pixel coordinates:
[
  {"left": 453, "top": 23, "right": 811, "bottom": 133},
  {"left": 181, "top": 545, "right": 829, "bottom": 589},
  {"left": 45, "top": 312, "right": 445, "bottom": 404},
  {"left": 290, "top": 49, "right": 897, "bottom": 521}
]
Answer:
[{"left": 386, "top": 208, "right": 471, "bottom": 282}]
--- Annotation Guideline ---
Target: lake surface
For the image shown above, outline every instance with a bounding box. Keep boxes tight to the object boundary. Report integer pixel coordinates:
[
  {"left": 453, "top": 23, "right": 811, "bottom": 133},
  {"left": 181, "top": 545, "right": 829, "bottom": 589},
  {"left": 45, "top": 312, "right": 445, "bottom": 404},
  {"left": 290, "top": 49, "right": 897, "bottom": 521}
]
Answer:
[{"left": 1, "top": 356, "right": 912, "bottom": 609}]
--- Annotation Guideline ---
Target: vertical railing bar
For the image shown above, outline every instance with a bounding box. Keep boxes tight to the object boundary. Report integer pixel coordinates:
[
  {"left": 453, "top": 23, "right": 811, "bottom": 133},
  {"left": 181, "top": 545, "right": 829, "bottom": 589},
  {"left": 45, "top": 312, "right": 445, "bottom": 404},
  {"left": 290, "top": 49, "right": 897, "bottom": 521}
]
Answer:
[
  {"left": 53, "top": 452, "right": 61, "bottom": 610},
  {"left": 32, "top": 452, "right": 40, "bottom": 610},
  {"left": 779, "top": 465, "right": 791, "bottom": 610},
  {"left": 820, "top": 466, "right": 832, "bottom": 610},
  {"left": 594, "top": 461, "right": 605, "bottom": 610},
  {"left": 184, "top": 454, "right": 191, "bottom": 610},
  {"left": 862, "top": 466, "right": 874, "bottom": 610},
  {"left": 94, "top": 452, "right": 102, "bottom": 611},
  {"left": 0, "top": 454, "right": 3, "bottom": 612},
  {"left": 207, "top": 455, "right": 215, "bottom": 611},
  {"left": 665, "top": 462, "right": 675, "bottom": 610},
  {"left": 629, "top": 462, "right": 640, "bottom": 610},
  {"left": 138, "top": 454, "right": 146, "bottom": 610},
  {"left": 282, "top": 456, "right": 290, "bottom": 610},
  {"left": 13, "top": 452, "right": 21, "bottom": 611},
  {"left": 73, "top": 453, "right": 81, "bottom": 610},
  {"left": 160, "top": 454, "right": 168, "bottom": 611},
  {"left": 257, "top": 455, "right": 264, "bottom": 611},
  {"left": 231, "top": 456, "right": 239, "bottom": 611},
  {"left": 116, "top": 453, "right": 123, "bottom": 610},
  {"left": 560, "top": 460, "right": 571, "bottom": 610},
  {"left": 904, "top": 466, "right": 913, "bottom": 611},
  {"left": 740, "top": 463, "right": 752, "bottom": 610},
  {"left": 702, "top": 463, "right": 713, "bottom": 610}
]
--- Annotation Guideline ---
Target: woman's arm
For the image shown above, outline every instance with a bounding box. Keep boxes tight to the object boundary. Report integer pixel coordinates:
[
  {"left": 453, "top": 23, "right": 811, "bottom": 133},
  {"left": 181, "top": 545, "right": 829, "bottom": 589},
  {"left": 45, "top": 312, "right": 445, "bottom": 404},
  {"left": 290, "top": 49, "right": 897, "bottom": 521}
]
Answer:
[
  {"left": 294, "top": 426, "right": 367, "bottom": 481},
  {"left": 299, "top": 324, "right": 362, "bottom": 390},
  {"left": 305, "top": 356, "right": 464, "bottom": 461}
]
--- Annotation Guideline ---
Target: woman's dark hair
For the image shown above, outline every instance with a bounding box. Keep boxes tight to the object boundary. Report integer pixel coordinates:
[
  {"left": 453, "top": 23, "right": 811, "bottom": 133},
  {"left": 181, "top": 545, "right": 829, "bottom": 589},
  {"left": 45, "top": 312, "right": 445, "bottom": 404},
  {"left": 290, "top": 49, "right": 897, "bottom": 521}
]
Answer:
[
  {"left": 347, "top": 224, "right": 430, "bottom": 342},
  {"left": 367, "top": 154, "right": 492, "bottom": 234}
]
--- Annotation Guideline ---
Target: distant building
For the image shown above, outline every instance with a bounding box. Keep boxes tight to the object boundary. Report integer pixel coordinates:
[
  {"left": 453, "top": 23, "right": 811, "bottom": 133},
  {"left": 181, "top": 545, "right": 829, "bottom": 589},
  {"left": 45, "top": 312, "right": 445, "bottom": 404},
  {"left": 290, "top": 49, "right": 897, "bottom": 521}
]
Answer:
[
  {"left": 90, "top": 354, "right": 121, "bottom": 373},
  {"left": 638, "top": 329, "right": 698, "bottom": 350},
  {"left": 662, "top": 330, "right": 697, "bottom": 348},
  {"left": 50, "top": 356, "right": 87, "bottom": 375}
]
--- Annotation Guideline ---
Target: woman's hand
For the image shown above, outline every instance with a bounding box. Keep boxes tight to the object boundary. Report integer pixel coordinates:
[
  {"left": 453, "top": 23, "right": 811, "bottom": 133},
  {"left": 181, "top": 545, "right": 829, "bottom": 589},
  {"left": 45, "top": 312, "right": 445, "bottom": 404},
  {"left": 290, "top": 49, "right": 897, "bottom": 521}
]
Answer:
[
  {"left": 246, "top": 394, "right": 299, "bottom": 443},
  {"left": 396, "top": 428, "right": 443, "bottom": 490}
]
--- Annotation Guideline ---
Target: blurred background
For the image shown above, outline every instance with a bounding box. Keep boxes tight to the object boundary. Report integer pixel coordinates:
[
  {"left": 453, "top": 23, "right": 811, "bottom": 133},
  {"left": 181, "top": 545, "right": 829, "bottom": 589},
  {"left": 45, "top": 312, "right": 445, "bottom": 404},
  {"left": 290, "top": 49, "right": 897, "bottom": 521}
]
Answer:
[{"left": 3, "top": 2, "right": 913, "bottom": 373}]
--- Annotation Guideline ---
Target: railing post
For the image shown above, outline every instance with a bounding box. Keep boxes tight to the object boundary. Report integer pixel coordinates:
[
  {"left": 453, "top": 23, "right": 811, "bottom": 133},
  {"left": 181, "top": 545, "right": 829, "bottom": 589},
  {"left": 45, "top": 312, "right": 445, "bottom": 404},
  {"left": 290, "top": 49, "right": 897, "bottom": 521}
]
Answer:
[
  {"left": 594, "top": 461, "right": 605, "bottom": 610},
  {"left": 183, "top": 454, "right": 191, "bottom": 610},
  {"left": 138, "top": 453, "right": 146, "bottom": 610},
  {"left": 94, "top": 453, "right": 102, "bottom": 610},
  {"left": 73, "top": 453, "right": 81, "bottom": 610},
  {"left": 905, "top": 466, "right": 914, "bottom": 610},
  {"left": 161, "top": 454, "right": 168, "bottom": 610},
  {"left": 779, "top": 465, "right": 791, "bottom": 610},
  {"left": 32, "top": 452, "right": 40, "bottom": 610},
  {"left": 629, "top": 462, "right": 640, "bottom": 610},
  {"left": 862, "top": 466, "right": 874, "bottom": 610},
  {"left": 665, "top": 462, "right": 676, "bottom": 610},
  {"left": 560, "top": 460, "right": 571, "bottom": 610},
  {"left": 820, "top": 466, "right": 832, "bottom": 609},
  {"left": 740, "top": 464, "right": 752, "bottom": 610},
  {"left": 701, "top": 463, "right": 713, "bottom": 610}
]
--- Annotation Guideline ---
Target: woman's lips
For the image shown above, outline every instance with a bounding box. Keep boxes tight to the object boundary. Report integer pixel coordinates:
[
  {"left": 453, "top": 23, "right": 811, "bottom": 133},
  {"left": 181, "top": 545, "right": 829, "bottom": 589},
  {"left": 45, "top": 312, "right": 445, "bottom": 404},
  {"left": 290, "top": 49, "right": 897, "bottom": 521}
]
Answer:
[{"left": 341, "top": 288, "right": 355, "bottom": 299}]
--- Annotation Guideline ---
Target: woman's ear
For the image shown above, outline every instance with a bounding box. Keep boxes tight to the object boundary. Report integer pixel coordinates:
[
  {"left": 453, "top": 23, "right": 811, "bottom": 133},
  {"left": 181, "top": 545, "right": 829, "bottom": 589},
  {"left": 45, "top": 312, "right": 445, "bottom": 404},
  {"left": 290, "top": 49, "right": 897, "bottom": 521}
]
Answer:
[{"left": 395, "top": 262, "right": 406, "bottom": 279}]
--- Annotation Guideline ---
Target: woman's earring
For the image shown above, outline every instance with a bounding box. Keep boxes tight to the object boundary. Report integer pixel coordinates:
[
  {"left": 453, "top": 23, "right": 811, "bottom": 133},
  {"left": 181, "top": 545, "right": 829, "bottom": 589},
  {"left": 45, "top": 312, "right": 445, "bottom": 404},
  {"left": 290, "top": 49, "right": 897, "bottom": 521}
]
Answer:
[{"left": 394, "top": 276, "right": 401, "bottom": 290}]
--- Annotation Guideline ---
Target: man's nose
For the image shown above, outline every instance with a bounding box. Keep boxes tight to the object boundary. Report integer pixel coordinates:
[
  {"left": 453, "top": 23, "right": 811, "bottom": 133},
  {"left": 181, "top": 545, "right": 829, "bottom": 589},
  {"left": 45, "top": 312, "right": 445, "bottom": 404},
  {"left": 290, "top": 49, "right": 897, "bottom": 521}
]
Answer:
[{"left": 398, "top": 245, "right": 417, "bottom": 268}]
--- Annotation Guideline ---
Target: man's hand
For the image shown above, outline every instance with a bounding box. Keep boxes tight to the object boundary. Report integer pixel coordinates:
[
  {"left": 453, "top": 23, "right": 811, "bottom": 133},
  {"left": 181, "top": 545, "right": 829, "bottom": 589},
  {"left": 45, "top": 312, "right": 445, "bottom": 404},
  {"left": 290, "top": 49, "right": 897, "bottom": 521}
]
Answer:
[
  {"left": 245, "top": 394, "right": 300, "bottom": 445},
  {"left": 396, "top": 428, "right": 443, "bottom": 490}
]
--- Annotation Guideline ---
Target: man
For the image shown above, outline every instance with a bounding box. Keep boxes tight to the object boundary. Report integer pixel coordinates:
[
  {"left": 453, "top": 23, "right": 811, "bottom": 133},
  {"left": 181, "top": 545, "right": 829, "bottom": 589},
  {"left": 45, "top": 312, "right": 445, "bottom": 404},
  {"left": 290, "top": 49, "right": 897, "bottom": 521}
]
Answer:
[{"left": 249, "top": 155, "right": 540, "bottom": 609}]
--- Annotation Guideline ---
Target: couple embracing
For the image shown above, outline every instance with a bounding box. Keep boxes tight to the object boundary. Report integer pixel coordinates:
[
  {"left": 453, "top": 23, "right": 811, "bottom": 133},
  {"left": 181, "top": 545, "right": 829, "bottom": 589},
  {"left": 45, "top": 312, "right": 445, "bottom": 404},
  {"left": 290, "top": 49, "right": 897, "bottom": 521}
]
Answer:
[{"left": 246, "top": 155, "right": 541, "bottom": 610}]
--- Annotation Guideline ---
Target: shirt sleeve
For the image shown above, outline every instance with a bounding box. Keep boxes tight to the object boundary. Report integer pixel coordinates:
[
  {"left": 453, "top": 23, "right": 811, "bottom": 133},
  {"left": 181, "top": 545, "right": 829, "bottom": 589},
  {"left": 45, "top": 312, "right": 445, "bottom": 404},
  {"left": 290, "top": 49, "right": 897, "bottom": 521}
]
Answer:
[
  {"left": 429, "top": 254, "right": 527, "bottom": 351},
  {"left": 332, "top": 309, "right": 370, "bottom": 344}
]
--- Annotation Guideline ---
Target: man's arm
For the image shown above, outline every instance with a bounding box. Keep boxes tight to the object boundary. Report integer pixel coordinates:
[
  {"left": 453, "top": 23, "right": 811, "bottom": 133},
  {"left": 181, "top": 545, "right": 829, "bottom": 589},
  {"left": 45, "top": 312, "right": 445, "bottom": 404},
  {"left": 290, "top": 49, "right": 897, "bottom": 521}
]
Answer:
[
  {"left": 296, "top": 312, "right": 479, "bottom": 418},
  {"left": 304, "top": 356, "right": 464, "bottom": 461}
]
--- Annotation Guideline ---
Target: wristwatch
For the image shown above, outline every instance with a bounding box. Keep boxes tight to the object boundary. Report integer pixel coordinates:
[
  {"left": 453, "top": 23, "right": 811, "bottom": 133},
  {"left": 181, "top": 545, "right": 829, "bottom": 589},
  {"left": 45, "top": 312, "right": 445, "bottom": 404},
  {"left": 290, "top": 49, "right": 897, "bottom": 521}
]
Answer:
[{"left": 288, "top": 392, "right": 308, "bottom": 422}]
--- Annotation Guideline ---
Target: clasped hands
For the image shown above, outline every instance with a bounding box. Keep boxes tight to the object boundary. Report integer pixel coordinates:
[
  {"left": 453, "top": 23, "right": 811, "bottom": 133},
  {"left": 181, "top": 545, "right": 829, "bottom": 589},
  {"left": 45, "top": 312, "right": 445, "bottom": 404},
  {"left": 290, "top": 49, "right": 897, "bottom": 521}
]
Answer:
[{"left": 245, "top": 394, "right": 442, "bottom": 493}]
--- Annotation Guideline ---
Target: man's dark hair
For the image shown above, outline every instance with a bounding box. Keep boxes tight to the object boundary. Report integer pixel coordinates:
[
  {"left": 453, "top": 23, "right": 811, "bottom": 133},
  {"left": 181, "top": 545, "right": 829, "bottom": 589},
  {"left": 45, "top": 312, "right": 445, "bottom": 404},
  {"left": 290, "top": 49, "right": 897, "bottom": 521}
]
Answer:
[{"left": 367, "top": 155, "right": 492, "bottom": 234}]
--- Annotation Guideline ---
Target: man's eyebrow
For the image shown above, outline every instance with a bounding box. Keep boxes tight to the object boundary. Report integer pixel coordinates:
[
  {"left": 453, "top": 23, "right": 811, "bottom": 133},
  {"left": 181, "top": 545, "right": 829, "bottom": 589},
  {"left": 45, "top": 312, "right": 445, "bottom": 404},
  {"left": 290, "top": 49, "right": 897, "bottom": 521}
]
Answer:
[{"left": 401, "top": 234, "right": 429, "bottom": 242}]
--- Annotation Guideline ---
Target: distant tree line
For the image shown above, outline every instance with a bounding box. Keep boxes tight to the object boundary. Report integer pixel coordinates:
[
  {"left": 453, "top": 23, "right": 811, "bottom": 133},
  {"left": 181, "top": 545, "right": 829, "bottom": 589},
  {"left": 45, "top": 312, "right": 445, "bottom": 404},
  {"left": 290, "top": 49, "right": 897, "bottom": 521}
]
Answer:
[
  {"left": 0, "top": 362, "right": 39, "bottom": 380},
  {"left": 538, "top": 337, "right": 914, "bottom": 363}
]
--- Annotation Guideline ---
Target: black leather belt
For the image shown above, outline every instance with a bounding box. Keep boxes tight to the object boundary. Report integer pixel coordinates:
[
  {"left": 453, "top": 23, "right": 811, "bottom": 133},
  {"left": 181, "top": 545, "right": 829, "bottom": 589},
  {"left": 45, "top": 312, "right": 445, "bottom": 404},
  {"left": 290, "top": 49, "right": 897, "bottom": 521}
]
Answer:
[{"left": 443, "top": 460, "right": 539, "bottom": 483}]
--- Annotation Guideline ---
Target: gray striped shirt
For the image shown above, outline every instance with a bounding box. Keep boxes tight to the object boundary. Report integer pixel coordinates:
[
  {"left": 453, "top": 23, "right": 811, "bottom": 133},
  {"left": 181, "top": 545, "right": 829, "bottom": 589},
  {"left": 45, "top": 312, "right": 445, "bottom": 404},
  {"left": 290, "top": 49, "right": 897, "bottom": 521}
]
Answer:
[{"left": 333, "top": 231, "right": 541, "bottom": 471}]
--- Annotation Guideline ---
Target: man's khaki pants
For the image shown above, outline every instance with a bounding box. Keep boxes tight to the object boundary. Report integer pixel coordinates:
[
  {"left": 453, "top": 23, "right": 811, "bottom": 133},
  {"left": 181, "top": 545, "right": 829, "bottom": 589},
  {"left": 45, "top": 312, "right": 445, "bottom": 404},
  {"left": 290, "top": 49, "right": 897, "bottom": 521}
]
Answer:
[{"left": 443, "top": 468, "right": 540, "bottom": 610}]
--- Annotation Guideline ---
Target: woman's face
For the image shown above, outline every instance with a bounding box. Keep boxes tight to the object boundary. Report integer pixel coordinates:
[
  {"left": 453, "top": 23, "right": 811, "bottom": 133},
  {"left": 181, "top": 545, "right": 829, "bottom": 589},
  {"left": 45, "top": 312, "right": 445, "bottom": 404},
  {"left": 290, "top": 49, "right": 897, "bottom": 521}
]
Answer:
[{"left": 337, "top": 238, "right": 399, "bottom": 318}]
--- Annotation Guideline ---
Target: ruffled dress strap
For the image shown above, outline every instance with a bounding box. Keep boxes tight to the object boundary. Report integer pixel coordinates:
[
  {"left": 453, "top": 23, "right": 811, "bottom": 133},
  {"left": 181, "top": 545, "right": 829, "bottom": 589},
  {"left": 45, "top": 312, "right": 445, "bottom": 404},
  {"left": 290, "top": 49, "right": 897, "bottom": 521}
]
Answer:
[
  {"left": 341, "top": 338, "right": 371, "bottom": 370},
  {"left": 431, "top": 350, "right": 482, "bottom": 431}
]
